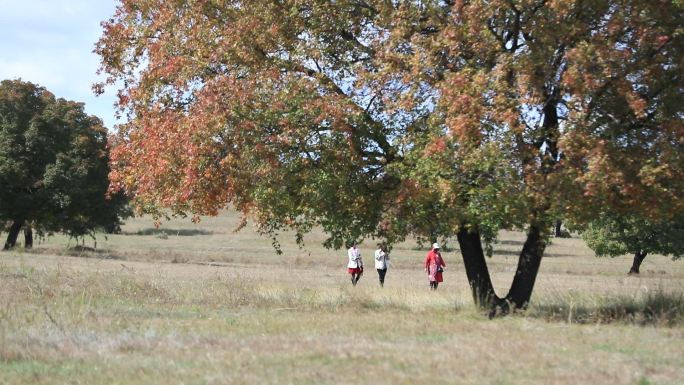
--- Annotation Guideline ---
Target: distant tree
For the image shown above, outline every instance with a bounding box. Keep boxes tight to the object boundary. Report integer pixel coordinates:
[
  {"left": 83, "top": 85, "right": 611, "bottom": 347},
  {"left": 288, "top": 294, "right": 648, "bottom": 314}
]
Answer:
[
  {"left": 583, "top": 214, "right": 684, "bottom": 274},
  {"left": 96, "top": 1, "right": 683, "bottom": 314},
  {"left": 0, "top": 79, "right": 130, "bottom": 249}
]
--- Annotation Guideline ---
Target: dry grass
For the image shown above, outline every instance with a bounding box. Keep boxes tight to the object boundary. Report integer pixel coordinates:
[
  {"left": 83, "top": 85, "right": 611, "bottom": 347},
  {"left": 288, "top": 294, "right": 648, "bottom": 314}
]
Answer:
[{"left": 1, "top": 211, "right": 683, "bottom": 385}]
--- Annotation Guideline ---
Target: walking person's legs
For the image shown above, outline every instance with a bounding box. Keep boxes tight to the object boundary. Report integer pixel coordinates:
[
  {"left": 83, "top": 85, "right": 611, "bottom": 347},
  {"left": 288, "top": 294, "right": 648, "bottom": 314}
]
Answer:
[
  {"left": 377, "top": 268, "right": 386, "bottom": 286},
  {"left": 353, "top": 271, "right": 362, "bottom": 286}
]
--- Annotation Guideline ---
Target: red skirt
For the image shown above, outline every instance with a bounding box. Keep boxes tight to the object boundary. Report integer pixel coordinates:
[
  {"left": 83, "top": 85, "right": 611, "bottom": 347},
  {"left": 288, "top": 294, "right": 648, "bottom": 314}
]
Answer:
[
  {"left": 348, "top": 267, "right": 363, "bottom": 274},
  {"left": 427, "top": 265, "right": 443, "bottom": 282}
]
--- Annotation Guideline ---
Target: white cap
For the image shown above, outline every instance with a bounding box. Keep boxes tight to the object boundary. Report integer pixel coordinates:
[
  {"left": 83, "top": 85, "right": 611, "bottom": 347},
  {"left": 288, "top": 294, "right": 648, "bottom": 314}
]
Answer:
[{"left": 432, "top": 242, "right": 440, "bottom": 249}]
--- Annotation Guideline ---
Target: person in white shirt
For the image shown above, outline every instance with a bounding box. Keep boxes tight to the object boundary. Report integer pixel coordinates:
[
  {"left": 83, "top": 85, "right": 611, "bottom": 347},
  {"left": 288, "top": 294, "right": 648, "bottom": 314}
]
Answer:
[
  {"left": 347, "top": 242, "right": 363, "bottom": 286},
  {"left": 374, "top": 242, "right": 390, "bottom": 287}
]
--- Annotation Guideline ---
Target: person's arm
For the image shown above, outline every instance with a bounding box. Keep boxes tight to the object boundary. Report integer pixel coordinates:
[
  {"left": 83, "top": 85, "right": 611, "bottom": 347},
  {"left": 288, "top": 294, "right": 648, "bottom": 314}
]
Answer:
[{"left": 424, "top": 253, "right": 430, "bottom": 271}]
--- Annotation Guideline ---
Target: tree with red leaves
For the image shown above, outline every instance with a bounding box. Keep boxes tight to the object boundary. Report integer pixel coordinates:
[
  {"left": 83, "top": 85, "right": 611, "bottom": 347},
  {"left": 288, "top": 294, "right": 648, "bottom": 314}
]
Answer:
[{"left": 97, "top": 0, "right": 683, "bottom": 314}]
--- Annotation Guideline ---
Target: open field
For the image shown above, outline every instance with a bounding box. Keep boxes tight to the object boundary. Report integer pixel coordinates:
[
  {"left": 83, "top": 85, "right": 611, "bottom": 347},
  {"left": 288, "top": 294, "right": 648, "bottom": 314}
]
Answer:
[{"left": 1, "top": 211, "right": 683, "bottom": 384}]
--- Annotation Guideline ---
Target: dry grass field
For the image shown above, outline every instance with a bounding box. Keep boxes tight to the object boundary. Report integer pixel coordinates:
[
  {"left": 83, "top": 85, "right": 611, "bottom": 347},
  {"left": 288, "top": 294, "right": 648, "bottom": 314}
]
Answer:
[{"left": 1, "top": 211, "right": 683, "bottom": 385}]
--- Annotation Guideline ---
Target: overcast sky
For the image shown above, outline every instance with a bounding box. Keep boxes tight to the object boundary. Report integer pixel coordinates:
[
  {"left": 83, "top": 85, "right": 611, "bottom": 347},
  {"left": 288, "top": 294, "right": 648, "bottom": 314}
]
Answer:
[{"left": 0, "top": 0, "right": 119, "bottom": 129}]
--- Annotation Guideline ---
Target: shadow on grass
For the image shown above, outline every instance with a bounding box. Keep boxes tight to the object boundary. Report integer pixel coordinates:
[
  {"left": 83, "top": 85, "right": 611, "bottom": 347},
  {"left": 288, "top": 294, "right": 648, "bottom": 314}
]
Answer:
[
  {"left": 16, "top": 246, "right": 127, "bottom": 260},
  {"left": 528, "top": 291, "right": 684, "bottom": 326},
  {"left": 64, "top": 246, "right": 126, "bottom": 260},
  {"left": 541, "top": 252, "right": 575, "bottom": 258},
  {"left": 124, "top": 228, "right": 214, "bottom": 236},
  {"left": 487, "top": 249, "right": 574, "bottom": 258},
  {"left": 498, "top": 240, "right": 525, "bottom": 246},
  {"left": 408, "top": 245, "right": 459, "bottom": 252}
]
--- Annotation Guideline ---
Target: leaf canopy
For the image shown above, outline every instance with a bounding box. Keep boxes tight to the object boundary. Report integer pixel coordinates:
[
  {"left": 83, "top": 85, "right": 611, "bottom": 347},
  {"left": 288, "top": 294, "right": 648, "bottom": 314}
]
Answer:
[
  {"left": 97, "top": 0, "right": 684, "bottom": 248},
  {"left": 583, "top": 213, "right": 684, "bottom": 259},
  {"left": 0, "top": 79, "right": 129, "bottom": 237}
]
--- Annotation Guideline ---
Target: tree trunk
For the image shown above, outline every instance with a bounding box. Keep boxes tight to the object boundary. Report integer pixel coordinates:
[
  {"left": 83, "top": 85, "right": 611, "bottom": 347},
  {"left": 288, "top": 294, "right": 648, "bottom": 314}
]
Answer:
[
  {"left": 457, "top": 224, "right": 548, "bottom": 317},
  {"left": 456, "top": 227, "right": 498, "bottom": 308},
  {"left": 500, "top": 225, "right": 547, "bottom": 313},
  {"left": 24, "top": 226, "right": 33, "bottom": 249},
  {"left": 628, "top": 250, "right": 647, "bottom": 275},
  {"left": 554, "top": 220, "right": 562, "bottom": 237},
  {"left": 3, "top": 220, "right": 24, "bottom": 250}
]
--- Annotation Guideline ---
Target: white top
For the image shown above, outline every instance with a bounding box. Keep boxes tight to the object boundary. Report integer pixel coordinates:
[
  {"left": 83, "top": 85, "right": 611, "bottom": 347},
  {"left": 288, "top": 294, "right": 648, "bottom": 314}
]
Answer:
[
  {"left": 374, "top": 249, "right": 390, "bottom": 269},
  {"left": 347, "top": 246, "right": 362, "bottom": 269}
]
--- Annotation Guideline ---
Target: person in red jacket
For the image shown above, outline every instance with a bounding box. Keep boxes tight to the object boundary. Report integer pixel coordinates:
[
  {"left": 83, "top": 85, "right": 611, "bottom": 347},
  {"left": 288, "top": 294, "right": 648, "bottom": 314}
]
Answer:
[{"left": 424, "top": 242, "right": 446, "bottom": 290}]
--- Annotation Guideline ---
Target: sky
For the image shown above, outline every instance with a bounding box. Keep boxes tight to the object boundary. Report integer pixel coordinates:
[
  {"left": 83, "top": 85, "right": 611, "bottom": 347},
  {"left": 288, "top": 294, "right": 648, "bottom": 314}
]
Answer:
[{"left": 0, "top": 0, "right": 120, "bottom": 129}]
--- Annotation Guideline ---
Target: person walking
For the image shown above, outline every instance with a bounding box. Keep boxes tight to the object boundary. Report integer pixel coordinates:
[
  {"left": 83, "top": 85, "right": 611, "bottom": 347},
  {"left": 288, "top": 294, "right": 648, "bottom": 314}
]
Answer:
[
  {"left": 347, "top": 242, "right": 363, "bottom": 286},
  {"left": 374, "top": 242, "right": 390, "bottom": 287},
  {"left": 425, "top": 242, "right": 446, "bottom": 290}
]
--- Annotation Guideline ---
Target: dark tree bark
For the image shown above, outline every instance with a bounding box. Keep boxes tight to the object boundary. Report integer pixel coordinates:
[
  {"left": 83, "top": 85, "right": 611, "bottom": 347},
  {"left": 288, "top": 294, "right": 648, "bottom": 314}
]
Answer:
[
  {"left": 457, "top": 227, "right": 498, "bottom": 308},
  {"left": 554, "top": 220, "right": 562, "bottom": 237},
  {"left": 628, "top": 250, "right": 647, "bottom": 275},
  {"left": 3, "top": 220, "right": 24, "bottom": 250},
  {"left": 24, "top": 226, "right": 33, "bottom": 249},
  {"left": 503, "top": 224, "right": 546, "bottom": 310},
  {"left": 457, "top": 224, "right": 548, "bottom": 317}
]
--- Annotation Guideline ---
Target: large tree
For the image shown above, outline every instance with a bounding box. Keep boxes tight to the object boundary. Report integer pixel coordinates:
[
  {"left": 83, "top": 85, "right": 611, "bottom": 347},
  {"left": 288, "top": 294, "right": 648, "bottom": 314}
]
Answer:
[
  {"left": 582, "top": 213, "right": 684, "bottom": 274},
  {"left": 0, "top": 79, "right": 129, "bottom": 249},
  {"left": 97, "top": 1, "right": 683, "bottom": 313}
]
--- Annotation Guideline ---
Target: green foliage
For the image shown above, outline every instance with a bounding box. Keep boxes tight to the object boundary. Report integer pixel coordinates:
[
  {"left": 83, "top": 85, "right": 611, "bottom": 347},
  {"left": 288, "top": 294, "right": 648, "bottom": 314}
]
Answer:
[
  {"left": 96, "top": 1, "right": 683, "bottom": 251},
  {"left": 0, "top": 79, "right": 130, "bottom": 238},
  {"left": 583, "top": 213, "right": 684, "bottom": 259}
]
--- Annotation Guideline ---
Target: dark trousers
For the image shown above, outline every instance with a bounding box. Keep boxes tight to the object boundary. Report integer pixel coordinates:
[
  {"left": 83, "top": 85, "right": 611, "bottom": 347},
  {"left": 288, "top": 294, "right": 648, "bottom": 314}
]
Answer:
[{"left": 377, "top": 268, "right": 387, "bottom": 286}]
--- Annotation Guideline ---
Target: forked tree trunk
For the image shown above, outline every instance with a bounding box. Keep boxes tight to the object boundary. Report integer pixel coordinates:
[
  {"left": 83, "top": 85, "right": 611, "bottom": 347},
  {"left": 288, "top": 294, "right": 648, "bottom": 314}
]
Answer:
[
  {"left": 502, "top": 225, "right": 546, "bottom": 311},
  {"left": 3, "top": 220, "right": 24, "bottom": 250},
  {"left": 456, "top": 227, "right": 498, "bottom": 308},
  {"left": 628, "top": 250, "right": 647, "bottom": 275},
  {"left": 457, "top": 224, "right": 547, "bottom": 317},
  {"left": 24, "top": 226, "right": 33, "bottom": 249}
]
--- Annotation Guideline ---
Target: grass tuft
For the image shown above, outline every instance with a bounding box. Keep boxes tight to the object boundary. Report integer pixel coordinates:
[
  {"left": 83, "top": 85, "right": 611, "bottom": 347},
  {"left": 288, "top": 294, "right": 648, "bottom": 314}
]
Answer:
[{"left": 529, "top": 289, "right": 684, "bottom": 326}]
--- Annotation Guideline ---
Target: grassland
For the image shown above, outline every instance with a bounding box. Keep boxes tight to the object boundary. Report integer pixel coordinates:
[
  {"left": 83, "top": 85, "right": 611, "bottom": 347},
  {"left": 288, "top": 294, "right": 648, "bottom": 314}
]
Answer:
[{"left": 1, "top": 211, "right": 683, "bottom": 385}]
